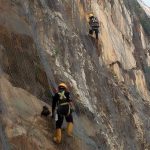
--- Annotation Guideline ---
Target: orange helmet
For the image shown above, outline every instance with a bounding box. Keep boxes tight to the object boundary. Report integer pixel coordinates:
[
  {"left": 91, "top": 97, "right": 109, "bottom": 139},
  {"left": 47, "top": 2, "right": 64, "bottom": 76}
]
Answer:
[
  {"left": 58, "top": 83, "right": 68, "bottom": 90},
  {"left": 89, "top": 13, "right": 94, "bottom": 18}
]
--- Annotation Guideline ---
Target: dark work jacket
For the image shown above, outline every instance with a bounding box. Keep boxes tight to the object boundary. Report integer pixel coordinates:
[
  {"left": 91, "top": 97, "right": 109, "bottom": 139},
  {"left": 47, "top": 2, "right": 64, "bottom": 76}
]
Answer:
[
  {"left": 52, "top": 90, "right": 71, "bottom": 113},
  {"left": 89, "top": 17, "right": 99, "bottom": 30}
]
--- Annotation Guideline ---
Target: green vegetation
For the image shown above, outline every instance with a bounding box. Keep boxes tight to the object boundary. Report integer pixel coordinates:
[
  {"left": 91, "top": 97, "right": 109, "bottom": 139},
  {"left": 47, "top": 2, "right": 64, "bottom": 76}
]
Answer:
[
  {"left": 124, "top": 0, "right": 150, "bottom": 36},
  {"left": 140, "top": 18, "right": 150, "bottom": 36}
]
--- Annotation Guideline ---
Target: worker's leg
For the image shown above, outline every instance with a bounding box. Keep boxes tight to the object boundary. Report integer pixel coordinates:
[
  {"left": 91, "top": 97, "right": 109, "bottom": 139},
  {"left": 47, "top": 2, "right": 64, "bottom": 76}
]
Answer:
[
  {"left": 56, "top": 114, "right": 64, "bottom": 129},
  {"left": 66, "top": 114, "right": 73, "bottom": 136},
  {"left": 53, "top": 113, "right": 64, "bottom": 144},
  {"left": 89, "top": 29, "right": 93, "bottom": 35},
  {"left": 95, "top": 29, "right": 99, "bottom": 40}
]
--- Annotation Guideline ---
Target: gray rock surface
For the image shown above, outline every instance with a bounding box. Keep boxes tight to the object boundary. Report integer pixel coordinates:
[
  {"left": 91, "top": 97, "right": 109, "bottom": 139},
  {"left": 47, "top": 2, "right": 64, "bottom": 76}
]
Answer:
[{"left": 0, "top": 0, "right": 150, "bottom": 149}]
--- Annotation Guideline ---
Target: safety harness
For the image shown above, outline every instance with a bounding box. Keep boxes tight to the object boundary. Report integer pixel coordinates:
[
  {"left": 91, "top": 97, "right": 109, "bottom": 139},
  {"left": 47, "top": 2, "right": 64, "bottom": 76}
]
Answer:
[
  {"left": 90, "top": 17, "right": 99, "bottom": 29},
  {"left": 58, "top": 91, "right": 70, "bottom": 116}
]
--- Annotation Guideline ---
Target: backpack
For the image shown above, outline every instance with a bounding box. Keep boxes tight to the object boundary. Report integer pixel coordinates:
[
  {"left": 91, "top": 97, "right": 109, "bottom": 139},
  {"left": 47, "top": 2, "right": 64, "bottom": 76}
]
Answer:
[{"left": 41, "top": 106, "right": 50, "bottom": 117}]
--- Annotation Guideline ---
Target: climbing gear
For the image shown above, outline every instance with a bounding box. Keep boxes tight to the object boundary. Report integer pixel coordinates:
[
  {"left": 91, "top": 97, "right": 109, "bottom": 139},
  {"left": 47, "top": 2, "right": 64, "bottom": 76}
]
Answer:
[
  {"left": 58, "top": 91, "right": 66, "bottom": 100},
  {"left": 57, "top": 91, "right": 68, "bottom": 105},
  {"left": 90, "top": 17, "right": 99, "bottom": 29},
  {"left": 67, "top": 122, "right": 73, "bottom": 137},
  {"left": 59, "top": 102, "right": 69, "bottom": 106},
  {"left": 53, "top": 128, "right": 62, "bottom": 144},
  {"left": 55, "top": 113, "right": 58, "bottom": 121},
  {"left": 58, "top": 83, "right": 68, "bottom": 90},
  {"left": 89, "top": 15, "right": 99, "bottom": 40},
  {"left": 67, "top": 105, "right": 71, "bottom": 116},
  {"left": 57, "top": 91, "right": 71, "bottom": 116}
]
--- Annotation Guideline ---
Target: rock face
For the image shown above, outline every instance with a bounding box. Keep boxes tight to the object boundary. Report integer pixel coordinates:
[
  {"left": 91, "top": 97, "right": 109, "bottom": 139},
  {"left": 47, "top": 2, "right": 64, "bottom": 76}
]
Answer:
[{"left": 0, "top": 0, "right": 150, "bottom": 150}]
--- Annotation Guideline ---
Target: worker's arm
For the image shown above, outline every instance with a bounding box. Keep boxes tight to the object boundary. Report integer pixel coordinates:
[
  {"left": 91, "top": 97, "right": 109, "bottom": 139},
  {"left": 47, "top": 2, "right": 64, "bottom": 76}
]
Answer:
[
  {"left": 66, "top": 92, "right": 75, "bottom": 112},
  {"left": 89, "top": 19, "right": 92, "bottom": 26},
  {"left": 52, "top": 94, "right": 58, "bottom": 118}
]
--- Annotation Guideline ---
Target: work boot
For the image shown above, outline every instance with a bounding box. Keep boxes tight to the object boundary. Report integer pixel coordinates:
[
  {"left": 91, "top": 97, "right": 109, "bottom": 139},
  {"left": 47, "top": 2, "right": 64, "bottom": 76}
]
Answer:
[
  {"left": 67, "top": 122, "right": 73, "bottom": 137},
  {"left": 53, "top": 128, "right": 61, "bottom": 144}
]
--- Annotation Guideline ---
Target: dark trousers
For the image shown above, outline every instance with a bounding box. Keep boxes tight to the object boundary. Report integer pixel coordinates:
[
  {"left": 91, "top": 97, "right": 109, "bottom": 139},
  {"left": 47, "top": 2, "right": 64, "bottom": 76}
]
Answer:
[
  {"left": 56, "top": 104, "right": 73, "bottom": 129},
  {"left": 89, "top": 28, "right": 99, "bottom": 39}
]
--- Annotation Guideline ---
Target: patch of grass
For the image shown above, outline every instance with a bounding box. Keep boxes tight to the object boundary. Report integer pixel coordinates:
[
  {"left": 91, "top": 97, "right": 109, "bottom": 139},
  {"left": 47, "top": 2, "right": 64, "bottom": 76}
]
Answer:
[{"left": 140, "top": 18, "right": 150, "bottom": 36}]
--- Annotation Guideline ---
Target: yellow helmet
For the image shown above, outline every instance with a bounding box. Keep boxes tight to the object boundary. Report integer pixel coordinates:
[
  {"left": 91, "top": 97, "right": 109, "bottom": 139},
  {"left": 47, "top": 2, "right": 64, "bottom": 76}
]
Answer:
[
  {"left": 89, "top": 13, "right": 94, "bottom": 18},
  {"left": 58, "top": 83, "right": 68, "bottom": 90}
]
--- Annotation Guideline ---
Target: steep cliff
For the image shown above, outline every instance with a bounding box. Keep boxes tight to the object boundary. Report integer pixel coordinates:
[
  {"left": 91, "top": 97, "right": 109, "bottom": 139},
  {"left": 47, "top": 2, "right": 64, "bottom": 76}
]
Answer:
[{"left": 0, "top": 0, "right": 150, "bottom": 150}]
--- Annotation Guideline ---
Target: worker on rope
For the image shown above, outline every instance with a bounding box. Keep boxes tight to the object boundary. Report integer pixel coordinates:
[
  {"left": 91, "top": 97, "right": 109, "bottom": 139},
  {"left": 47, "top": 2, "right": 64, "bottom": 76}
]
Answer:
[
  {"left": 52, "top": 83, "right": 74, "bottom": 144},
  {"left": 88, "top": 13, "right": 100, "bottom": 40}
]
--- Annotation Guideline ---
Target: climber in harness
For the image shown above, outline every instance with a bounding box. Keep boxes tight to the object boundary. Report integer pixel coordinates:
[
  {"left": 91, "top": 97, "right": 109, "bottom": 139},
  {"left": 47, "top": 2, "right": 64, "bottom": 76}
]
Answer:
[
  {"left": 89, "top": 13, "right": 100, "bottom": 40},
  {"left": 52, "top": 83, "right": 74, "bottom": 144}
]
